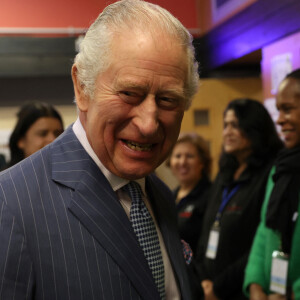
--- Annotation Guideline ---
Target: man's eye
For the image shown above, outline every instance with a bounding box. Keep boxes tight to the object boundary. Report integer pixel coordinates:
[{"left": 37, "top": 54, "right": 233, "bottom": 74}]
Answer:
[
  {"left": 121, "top": 91, "right": 134, "bottom": 96},
  {"left": 119, "top": 91, "right": 142, "bottom": 103},
  {"left": 158, "top": 97, "right": 179, "bottom": 109}
]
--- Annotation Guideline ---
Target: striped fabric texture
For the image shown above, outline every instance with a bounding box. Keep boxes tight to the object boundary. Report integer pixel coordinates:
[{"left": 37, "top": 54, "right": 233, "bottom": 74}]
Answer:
[{"left": 0, "top": 126, "right": 191, "bottom": 300}]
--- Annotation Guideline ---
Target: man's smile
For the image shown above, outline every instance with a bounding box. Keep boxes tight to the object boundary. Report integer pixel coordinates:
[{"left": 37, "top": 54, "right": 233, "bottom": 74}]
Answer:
[{"left": 124, "top": 140, "right": 154, "bottom": 151}]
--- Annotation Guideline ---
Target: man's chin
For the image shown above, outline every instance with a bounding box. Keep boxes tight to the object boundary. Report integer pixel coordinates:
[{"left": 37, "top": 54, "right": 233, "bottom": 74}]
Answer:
[{"left": 117, "top": 164, "right": 158, "bottom": 180}]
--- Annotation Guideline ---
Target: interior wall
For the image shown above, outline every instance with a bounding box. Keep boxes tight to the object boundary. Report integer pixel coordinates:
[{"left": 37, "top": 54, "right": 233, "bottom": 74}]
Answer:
[
  {"left": 0, "top": 105, "right": 77, "bottom": 130},
  {"left": 156, "top": 77, "right": 263, "bottom": 189},
  {"left": 261, "top": 31, "right": 300, "bottom": 100},
  {"left": 196, "top": 0, "right": 257, "bottom": 36},
  {"left": 0, "top": 0, "right": 198, "bottom": 32}
]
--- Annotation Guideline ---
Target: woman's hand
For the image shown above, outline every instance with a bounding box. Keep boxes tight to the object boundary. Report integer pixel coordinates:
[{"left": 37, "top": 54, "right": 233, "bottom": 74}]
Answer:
[
  {"left": 201, "top": 280, "right": 219, "bottom": 300},
  {"left": 249, "top": 283, "right": 268, "bottom": 300}
]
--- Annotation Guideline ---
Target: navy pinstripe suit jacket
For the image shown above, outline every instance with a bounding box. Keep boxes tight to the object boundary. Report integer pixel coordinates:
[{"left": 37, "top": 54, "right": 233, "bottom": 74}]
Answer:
[{"left": 0, "top": 126, "right": 192, "bottom": 300}]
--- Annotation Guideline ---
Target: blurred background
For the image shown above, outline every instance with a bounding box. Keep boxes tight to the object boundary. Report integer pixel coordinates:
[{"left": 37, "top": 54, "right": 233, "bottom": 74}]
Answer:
[{"left": 0, "top": 0, "right": 299, "bottom": 188}]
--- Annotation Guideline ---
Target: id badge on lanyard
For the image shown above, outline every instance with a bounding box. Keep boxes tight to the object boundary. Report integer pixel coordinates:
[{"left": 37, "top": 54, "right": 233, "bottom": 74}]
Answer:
[
  {"left": 206, "top": 221, "right": 220, "bottom": 259},
  {"left": 205, "top": 184, "right": 240, "bottom": 260},
  {"left": 270, "top": 250, "right": 289, "bottom": 295}
]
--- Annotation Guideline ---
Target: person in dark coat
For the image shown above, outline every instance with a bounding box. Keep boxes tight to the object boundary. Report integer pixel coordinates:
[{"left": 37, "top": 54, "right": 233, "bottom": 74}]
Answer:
[
  {"left": 167, "top": 133, "right": 212, "bottom": 253},
  {"left": 194, "top": 98, "right": 283, "bottom": 300}
]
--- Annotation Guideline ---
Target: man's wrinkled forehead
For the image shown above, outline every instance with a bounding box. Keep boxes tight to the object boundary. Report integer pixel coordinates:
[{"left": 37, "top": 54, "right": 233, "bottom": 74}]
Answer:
[{"left": 113, "top": 29, "right": 187, "bottom": 66}]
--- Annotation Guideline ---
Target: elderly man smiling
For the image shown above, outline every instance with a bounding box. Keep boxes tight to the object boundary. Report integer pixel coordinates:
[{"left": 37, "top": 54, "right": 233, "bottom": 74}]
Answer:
[{"left": 0, "top": 1, "right": 199, "bottom": 299}]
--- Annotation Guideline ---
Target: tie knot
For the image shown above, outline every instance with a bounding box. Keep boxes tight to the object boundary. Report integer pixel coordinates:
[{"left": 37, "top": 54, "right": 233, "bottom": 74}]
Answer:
[{"left": 124, "top": 181, "right": 143, "bottom": 204}]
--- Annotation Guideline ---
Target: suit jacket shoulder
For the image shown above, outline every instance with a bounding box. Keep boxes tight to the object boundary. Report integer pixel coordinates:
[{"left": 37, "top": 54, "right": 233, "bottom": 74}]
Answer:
[{"left": 0, "top": 126, "right": 191, "bottom": 300}]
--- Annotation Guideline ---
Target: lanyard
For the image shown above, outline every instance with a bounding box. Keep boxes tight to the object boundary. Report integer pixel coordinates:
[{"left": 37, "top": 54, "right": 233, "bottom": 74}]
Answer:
[{"left": 215, "top": 184, "right": 240, "bottom": 222}]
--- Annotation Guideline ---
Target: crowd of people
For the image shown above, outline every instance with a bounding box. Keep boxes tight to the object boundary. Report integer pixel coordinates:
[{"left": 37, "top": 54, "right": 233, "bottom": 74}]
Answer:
[
  {"left": 193, "top": 98, "right": 283, "bottom": 300},
  {"left": 243, "top": 69, "right": 300, "bottom": 300},
  {"left": 0, "top": 1, "right": 299, "bottom": 300}
]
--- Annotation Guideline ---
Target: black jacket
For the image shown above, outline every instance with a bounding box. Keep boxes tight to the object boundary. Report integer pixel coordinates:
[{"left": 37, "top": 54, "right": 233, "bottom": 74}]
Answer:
[
  {"left": 173, "top": 176, "right": 211, "bottom": 253},
  {"left": 195, "top": 160, "right": 274, "bottom": 300}
]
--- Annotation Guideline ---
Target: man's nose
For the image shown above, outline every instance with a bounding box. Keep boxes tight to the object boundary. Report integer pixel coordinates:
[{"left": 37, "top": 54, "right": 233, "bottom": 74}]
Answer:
[{"left": 133, "top": 96, "right": 159, "bottom": 137}]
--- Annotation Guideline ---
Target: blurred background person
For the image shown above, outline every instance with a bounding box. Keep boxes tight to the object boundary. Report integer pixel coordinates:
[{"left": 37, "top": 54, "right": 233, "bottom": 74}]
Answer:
[
  {"left": 4, "top": 101, "right": 64, "bottom": 169},
  {"left": 194, "top": 98, "right": 283, "bottom": 300},
  {"left": 168, "top": 134, "right": 212, "bottom": 253},
  {"left": 244, "top": 69, "right": 300, "bottom": 300}
]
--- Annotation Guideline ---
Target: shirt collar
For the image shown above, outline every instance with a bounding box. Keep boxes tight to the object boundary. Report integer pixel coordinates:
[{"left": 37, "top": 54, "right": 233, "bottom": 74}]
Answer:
[{"left": 72, "top": 118, "right": 146, "bottom": 194}]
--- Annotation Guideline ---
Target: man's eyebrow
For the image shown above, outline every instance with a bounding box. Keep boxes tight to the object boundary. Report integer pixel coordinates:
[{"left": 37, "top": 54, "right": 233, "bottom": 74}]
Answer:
[
  {"left": 115, "top": 80, "right": 186, "bottom": 99},
  {"left": 115, "top": 80, "right": 149, "bottom": 91},
  {"left": 160, "top": 88, "right": 186, "bottom": 99}
]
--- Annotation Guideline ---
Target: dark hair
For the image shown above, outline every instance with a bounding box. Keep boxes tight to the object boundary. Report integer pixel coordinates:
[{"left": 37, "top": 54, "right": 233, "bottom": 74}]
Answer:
[
  {"left": 8, "top": 101, "right": 63, "bottom": 167},
  {"left": 286, "top": 68, "right": 300, "bottom": 79},
  {"left": 285, "top": 69, "right": 300, "bottom": 99},
  {"left": 219, "top": 98, "right": 283, "bottom": 173},
  {"left": 167, "top": 133, "right": 212, "bottom": 178}
]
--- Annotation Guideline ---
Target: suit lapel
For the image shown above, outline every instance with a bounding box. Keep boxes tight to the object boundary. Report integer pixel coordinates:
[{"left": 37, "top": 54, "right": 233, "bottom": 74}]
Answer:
[
  {"left": 146, "top": 175, "right": 191, "bottom": 300},
  {"left": 51, "top": 126, "right": 160, "bottom": 300}
]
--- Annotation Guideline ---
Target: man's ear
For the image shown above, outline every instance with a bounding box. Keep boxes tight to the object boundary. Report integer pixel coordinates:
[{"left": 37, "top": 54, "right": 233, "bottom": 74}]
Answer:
[{"left": 71, "top": 64, "right": 89, "bottom": 112}]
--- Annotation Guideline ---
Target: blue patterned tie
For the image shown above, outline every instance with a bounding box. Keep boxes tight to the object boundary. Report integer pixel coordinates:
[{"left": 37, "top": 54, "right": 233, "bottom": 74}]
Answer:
[{"left": 124, "top": 181, "right": 165, "bottom": 300}]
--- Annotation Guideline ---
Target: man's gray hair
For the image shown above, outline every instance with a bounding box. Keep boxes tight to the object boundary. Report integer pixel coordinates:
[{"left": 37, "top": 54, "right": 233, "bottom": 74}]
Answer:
[{"left": 74, "top": 0, "right": 199, "bottom": 109}]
